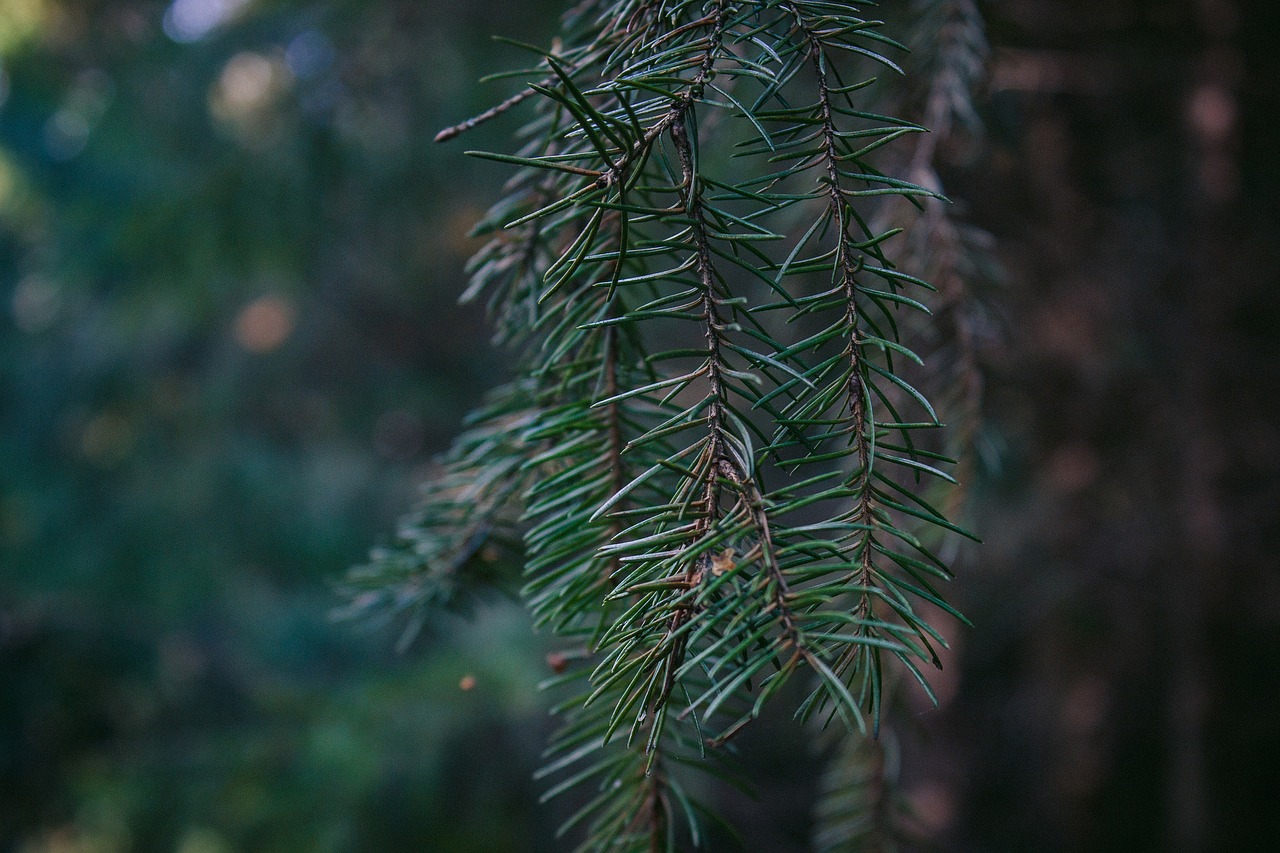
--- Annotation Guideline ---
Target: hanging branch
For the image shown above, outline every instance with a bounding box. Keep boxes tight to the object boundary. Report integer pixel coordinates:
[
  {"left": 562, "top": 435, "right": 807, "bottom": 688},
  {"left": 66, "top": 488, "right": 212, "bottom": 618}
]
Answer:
[{"left": 349, "top": 1, "right": 983, "bottom": 849}]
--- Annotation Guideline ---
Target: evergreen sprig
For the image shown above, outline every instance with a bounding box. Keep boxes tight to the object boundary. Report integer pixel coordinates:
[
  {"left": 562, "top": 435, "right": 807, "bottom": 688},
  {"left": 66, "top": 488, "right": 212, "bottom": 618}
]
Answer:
[
  {"left": 348, "top": 1, "right": 982, "bottom": 849},
  {"left": 802, "top": 2, "right": 991, "bottom": 848}
]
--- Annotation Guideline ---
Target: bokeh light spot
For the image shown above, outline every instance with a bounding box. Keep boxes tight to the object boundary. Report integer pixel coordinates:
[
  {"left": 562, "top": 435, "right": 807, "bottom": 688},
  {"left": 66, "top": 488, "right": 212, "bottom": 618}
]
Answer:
[
  {"left": 233, "top": 294, "right": 295, "bottom": 353},
  {"left": 163, "top": 0, "right": 250, "bottom": 43},
  {"left": 11, "top": 275, "right": 61, "bottom": 333}
]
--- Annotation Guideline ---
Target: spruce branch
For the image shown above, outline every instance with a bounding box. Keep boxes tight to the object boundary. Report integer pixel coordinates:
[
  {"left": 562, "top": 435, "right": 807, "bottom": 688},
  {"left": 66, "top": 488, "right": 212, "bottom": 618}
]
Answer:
[
  {"left": 811, "top": 729, "right": 914, "bottom": 853},
  {"left": 350, "top": 1, "right": 985, "bottom": 849}
]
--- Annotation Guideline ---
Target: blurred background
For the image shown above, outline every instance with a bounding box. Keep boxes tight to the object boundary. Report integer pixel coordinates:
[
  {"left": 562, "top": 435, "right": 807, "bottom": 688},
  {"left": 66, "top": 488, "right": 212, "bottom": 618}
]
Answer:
[{"left": 0, "top": 0, "right": 1276, "bottom": 851}]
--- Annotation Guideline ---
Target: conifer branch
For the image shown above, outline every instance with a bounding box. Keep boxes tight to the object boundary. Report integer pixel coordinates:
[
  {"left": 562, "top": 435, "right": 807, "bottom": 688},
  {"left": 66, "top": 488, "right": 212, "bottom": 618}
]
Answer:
[{"left": 351, "top": 2, "right": 985, "bottom": 848}]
